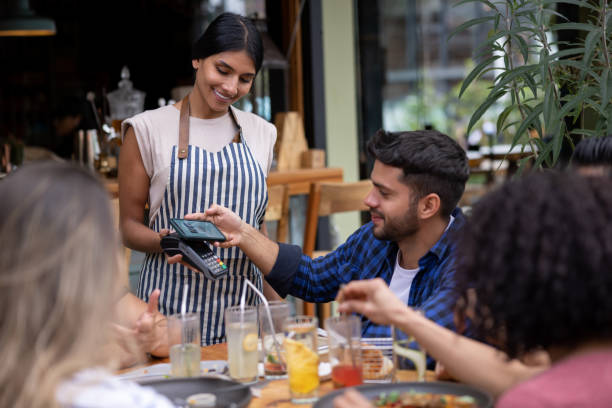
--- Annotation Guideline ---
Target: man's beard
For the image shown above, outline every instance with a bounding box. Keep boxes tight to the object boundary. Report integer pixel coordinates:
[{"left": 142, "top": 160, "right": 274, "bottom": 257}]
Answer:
[{"left": 371, "top": 205, "right": 419, "bottom": 242}]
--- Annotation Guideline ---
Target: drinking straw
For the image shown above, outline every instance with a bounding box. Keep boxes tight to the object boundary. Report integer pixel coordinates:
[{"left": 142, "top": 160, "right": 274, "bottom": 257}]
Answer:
[
  {"left": 181, "top": 284, "right": 188, "bottom": 344},
  {"left": 342, "top": 314, "right": 357, "bottom": 368},
  {"left": 244, "top": 279, "right": 286, "bottom": 371},
  {"left": 338, "top": 284, "right": 356, "bottom": 367},
  {"left": 181, "top": 284, "right": 189, "bottom": 316},
  {"left": 239, "top": 280, "right": 248, "bottom": 325}
]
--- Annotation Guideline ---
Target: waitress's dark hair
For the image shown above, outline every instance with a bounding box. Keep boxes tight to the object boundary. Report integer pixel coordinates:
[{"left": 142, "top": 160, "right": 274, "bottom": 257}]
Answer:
[{"left": 192, "top": 13, "right": 263, "bottom": 73}]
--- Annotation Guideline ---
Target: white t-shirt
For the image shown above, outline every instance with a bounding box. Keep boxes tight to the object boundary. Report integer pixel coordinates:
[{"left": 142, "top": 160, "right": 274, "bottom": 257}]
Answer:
[
  {"left": 57, "top": 368, "right": 173, "bottom": 408},
  {"left": 122, "top": 105, "right": 277, "bottom": 225},
  {"left": 389, "top": 215, "right": 456, "bottom": 304},
  {"left": 389, "top": 254, "right": 420, "bottom": 305}
]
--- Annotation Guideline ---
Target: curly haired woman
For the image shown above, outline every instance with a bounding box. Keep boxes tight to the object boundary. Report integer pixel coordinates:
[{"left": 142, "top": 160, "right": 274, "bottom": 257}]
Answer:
[{"left": 336, "top": 172, "right": 612, "bottom": 408}]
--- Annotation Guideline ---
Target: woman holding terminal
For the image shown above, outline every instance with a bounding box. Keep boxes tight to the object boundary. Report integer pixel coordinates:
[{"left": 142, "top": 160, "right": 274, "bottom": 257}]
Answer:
[{"left": 119, "top": 13, "right": 276, "bottom": 345}]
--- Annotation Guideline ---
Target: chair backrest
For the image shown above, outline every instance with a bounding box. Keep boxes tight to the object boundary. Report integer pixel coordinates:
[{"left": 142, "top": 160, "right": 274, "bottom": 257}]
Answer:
[
  {"left": 264, "top": 184, "right": 290, "bottom": 243},
  {"left": 303, "top": 180, "right": 372, "bottom": 258}
]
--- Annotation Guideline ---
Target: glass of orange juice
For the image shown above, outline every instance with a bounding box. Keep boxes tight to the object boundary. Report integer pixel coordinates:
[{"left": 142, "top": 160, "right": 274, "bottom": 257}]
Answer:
[{"left": 283, "top": 316, "right": 319, "bottom": 404}]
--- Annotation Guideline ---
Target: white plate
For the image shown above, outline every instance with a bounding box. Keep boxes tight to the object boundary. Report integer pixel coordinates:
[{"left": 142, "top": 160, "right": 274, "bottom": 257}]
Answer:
[
  {"left": 257, "top": 362, "right": 331, "bottom": 380},
  {"left": 116, "top": 360, "right": 227, "bottom": 382}
]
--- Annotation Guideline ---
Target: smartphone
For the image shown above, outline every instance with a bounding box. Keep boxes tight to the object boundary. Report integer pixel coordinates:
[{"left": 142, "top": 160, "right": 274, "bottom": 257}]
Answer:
[{"left": 169, "top": 218, "right": 226, "bottom": 242}]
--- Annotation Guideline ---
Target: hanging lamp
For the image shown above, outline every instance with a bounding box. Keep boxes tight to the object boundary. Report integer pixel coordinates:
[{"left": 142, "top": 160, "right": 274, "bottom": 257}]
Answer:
[{"left": 0, "top": 0, "right": 56, "bottom": 37}]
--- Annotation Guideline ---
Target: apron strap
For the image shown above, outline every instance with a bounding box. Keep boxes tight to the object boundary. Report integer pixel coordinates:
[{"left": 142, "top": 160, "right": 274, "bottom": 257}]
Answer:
[
  {"left": 178, "top": 94, "right": 190, "bottom": 159},
  {"left": 178, "top": 94, "right": 243, "bottom": 159}
]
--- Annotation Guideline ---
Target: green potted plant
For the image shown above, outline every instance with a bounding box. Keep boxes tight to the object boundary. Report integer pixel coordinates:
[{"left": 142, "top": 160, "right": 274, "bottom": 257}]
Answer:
[{"left": 452, "top": 0, "right": 611, "bottom": 169}]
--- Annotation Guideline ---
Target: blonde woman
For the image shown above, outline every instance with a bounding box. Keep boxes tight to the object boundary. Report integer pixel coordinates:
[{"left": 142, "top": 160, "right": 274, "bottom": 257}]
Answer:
[{"left": 0, "top": 162, "right": 173, "bottom": 408}]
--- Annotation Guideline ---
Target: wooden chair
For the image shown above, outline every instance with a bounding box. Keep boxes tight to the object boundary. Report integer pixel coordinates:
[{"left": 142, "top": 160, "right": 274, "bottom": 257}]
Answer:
[
  {"left": 302, "top": 180, "right": 373, "bottom": 317},
  {"left": 264, "top": 184, "right": 290, "bottom": 243}
]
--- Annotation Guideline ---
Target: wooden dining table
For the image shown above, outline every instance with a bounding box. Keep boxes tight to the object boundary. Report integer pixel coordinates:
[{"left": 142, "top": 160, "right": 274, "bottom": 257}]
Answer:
[{"left": 133, "top": 343, "right": 436, "bottom": 408}]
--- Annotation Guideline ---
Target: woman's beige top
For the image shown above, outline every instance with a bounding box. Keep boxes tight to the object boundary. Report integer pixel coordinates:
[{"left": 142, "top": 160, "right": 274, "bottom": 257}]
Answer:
[{"left": 122, "top": 105, "right": 276, "bottom": 224}]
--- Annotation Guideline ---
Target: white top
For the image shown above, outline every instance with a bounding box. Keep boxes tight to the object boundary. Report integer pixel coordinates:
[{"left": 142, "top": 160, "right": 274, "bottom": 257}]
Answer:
[
  {"left": 122, "top": 105, "right": 277, "bottom": 225},
  {"left": 57, "top": 368, "right": 173, "bottom": 408},
  {"left": 389, "top": 255, "right": 420, "bottom": 305},
  {"left": 389, "top": 215, "right": 456, "bottom": 304}
]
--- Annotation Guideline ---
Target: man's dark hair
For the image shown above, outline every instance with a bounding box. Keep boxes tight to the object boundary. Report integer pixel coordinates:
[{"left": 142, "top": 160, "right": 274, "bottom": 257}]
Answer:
[
  {"left": 571, "top": 135, "right": 612, "bottom": 167},
  {"left": 192, "top": 12, "right": 263, "bottom": 73},
  {"left": 367, "top": 129, "right": 469, "bottom": 217},
  {"left": 455, "top": 172, "right": 612, "bottom": 358}
]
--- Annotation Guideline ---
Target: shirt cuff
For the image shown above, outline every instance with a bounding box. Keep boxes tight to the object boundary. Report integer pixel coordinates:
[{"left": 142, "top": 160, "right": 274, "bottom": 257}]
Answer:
[{"left": 265, "top": 243, "right": 302, "bottom": 297}]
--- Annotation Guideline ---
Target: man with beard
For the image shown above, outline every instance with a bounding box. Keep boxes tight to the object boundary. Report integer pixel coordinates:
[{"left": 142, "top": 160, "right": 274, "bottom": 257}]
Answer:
[{"left": 175, "top": 130, "right": 469, "bottom": 344}]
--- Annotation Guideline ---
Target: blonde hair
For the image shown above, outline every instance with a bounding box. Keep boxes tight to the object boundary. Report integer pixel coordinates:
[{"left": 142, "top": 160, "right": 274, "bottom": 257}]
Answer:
[{"left": 0, "top": 162, "right": 122, "bottom": 408}]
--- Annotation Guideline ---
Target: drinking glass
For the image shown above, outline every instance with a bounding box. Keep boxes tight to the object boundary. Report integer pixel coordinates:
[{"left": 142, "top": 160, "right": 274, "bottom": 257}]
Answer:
[
  {"left": 284, "top": 316, "right": 319, "bottom": 404},
  {"left": 325, "top": 315, "right": 363, "bottom": 388},
  {"left": 168, "top": 313, "right": 201, "bottom": 377},
  {"left": 258, "top": 300, "right": 290, "bottom": 379},
  {"left": 225, "top": 306, "right": 259, "bottom": 383},
  {"left": 392, "top": 325, "right": 426, "bottom": 382}
]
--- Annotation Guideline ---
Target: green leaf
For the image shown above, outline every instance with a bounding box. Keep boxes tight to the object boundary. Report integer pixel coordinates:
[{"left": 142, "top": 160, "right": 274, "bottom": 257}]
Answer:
[
  {"left": 551, "top": 23, "right": 598, "bottom": 32},
  {"left": 600, "top": 68, "right": 610, "bottom": 111},
  {"left": 515, "top": 155, "right": 535, "bottom": 176},
  {"left": 449, "top": 16, "right": 496, "bottom": 40},
  {"left": 583, "top": 29, "right": 601, "bottom": 64},
  {"left": 497, "top": 105, "right": 517, "bottom": 134},
  {"left": 459, "top": 56, "right": 501, "bottom": 98},
  {"left": 533, "top": 139, "right": 555, "bottom": 169},
  {"left": 542, "top": 0, "right": 598, "bottom": 11},
  {"left": 557, "top": 86, "right": 597, "bottom": 119},
  {"left": 551, "top": 122, "right": 566, "bottom": 163},
  {"left": 467, "top": 91, "right": 506, "bottom": 135},
  {"left": 544, "top": 47, "right": 587, "bottom": 62},
  {"left": 514, "top": 103, "right": 544, "bottom": 144},
  {"left": 454, "top": 0, "right": 500, "bottom": 11},
  {"left": 514, "top": 33, "right": 530, "bottom": 63}
]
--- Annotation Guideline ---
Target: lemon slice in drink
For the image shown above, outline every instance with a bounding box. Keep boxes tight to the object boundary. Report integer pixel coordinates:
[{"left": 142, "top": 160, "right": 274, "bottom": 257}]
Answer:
[
  {"left": 284, "top": 338, "right": 319, "bottom": 394},
  {"left": 242, "top": 333, "right": 258, "bottom": 352}
]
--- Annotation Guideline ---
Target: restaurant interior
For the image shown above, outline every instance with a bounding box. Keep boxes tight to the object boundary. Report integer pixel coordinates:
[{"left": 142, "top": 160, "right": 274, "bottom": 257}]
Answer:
[{"left": 1, "top": 0, "right": 611, "bottom": 407}]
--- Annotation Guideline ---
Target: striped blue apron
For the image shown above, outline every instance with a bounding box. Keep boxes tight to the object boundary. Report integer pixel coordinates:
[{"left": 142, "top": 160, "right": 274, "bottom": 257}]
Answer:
[{"left": 137, "top": 95, "right": 268, "bottom": 345}]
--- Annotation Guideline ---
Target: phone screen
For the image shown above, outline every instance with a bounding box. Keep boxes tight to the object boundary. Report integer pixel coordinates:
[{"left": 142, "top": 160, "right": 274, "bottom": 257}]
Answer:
[{"left": 170, "top": 219, "right": 226, "bottom": 241}]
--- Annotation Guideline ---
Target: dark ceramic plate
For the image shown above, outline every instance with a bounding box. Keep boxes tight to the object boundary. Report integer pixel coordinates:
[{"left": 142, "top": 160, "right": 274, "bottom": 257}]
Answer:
[
  {"left": 139, "top": 376, "right": 251, "bottom": 408},
  {"left": 313, "top": 381, "right": 493, "bottom": 408}
]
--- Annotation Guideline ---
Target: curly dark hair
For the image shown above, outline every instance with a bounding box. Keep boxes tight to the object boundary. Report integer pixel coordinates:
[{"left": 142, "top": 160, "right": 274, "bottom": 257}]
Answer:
[
  {"left": 367, "top": 129, "right": 469, "bottom": 217},
  {"left": 571, "top": 135, "right": 612, "bottom": 171},
  {"left": 455, "top": 171, "right": 612, "bottom": 358}
]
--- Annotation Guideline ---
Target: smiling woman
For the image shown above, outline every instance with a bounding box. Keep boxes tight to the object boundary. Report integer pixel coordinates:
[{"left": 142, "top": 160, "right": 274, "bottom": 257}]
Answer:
[{"left": 118, "top": 12, "right": 277, "bottom": 346}]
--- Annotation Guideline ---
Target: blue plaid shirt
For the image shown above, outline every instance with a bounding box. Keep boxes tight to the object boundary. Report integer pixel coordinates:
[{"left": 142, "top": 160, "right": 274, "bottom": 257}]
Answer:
[{"left": 266, "top": 208, "right": 467, "bottom": 341}]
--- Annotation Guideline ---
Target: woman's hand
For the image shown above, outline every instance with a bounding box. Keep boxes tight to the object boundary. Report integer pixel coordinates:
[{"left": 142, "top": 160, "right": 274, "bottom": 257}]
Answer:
[
  {"left": 133, "top": 289, "right": 168, "bottom": 356},
  {"left": 184, "top": 204, "right": 245, "bottom": 248},
  {"left": 333, "top": 389, "right": 373, "bottom": 408},
  {"left": 336, "top": 278, "right": 408, "bottom": 327}
]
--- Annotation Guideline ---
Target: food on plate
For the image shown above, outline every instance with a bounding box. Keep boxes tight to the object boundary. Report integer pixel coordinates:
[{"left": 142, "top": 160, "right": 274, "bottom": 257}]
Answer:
[
  {"left": 187, "top": 393, "right": 216, "bottom": 408},
  {"left": 373, "top": 390, "right": 477, "bottom": 408},
  {"left": 362, "top": 347, "right": 394, "bottom": 380},
  {"left": 264, "top": 352, "right": 285, "bottom": 374}
]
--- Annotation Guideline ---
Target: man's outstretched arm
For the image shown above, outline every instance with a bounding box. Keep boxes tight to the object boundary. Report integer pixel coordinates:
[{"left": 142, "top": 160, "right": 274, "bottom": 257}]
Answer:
[{"left": 184, "top": 204, "right": 280, "bottom": 274}]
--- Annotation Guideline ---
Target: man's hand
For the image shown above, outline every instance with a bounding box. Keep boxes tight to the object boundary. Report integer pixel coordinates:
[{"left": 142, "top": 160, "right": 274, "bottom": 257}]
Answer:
[
  {"left": 184, "top": 204, "right": 244, "bottom": 248},
  {"left": 336, "top": 278, "right": 408, "bottom": 327},
  {"left": 333, "top": 389, "right": 373, "bottom": 408}
]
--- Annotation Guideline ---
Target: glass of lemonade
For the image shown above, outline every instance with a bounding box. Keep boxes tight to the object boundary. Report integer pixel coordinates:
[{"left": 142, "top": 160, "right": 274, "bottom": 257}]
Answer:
[
  {"left": 168, "top": 313, "right": 201, "bottom": 377},
  {"left": 284, "top": 316, "right": 319, "bottom": 404},
  {"left": 225, "top": 306, "right": 259, "bottom": 383},
  {"left": 392, "top": 325, "right": 426, "bottom": 382},
  {"left": 258, "top": 301, "right": 290, "bottom": 379}
]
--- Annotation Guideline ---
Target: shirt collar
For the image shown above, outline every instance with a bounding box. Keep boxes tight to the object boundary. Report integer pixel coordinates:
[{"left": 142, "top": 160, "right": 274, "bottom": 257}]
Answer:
[{"left": 422, "top": 207, "right": 465, "bottom": 262}]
